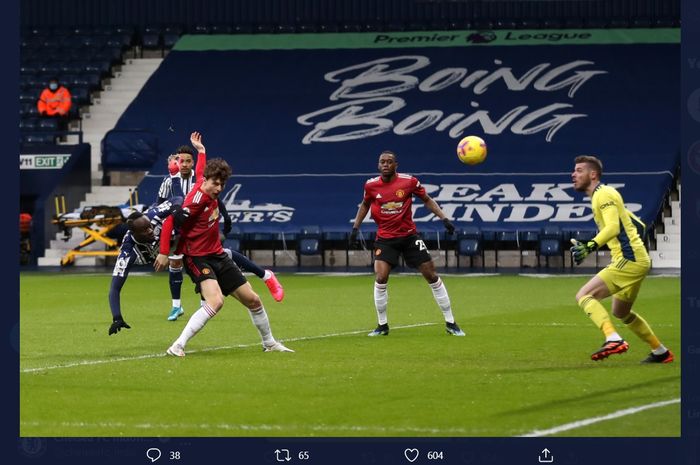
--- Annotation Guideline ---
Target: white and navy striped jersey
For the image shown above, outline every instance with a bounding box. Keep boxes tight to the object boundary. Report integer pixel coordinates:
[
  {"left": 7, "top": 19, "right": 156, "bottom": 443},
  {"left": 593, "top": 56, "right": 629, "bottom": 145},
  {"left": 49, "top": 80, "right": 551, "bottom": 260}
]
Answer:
[{"left": 157, "top": 173, "right": 196, "bottom": 203}]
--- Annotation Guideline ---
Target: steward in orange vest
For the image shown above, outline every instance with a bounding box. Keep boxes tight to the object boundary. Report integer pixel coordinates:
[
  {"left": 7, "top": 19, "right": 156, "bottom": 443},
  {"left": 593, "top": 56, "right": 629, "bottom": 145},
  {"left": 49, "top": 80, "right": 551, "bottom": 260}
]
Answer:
[{"left": 37, "top": 78, "right": 72, "bottom": 116}]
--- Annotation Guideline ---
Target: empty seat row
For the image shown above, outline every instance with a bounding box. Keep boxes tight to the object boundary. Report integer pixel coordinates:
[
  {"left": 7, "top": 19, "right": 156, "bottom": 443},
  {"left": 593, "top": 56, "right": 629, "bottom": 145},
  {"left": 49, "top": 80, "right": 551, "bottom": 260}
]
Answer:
[{"left": 221, "top": 225, "right": 603, "bottom": 270}]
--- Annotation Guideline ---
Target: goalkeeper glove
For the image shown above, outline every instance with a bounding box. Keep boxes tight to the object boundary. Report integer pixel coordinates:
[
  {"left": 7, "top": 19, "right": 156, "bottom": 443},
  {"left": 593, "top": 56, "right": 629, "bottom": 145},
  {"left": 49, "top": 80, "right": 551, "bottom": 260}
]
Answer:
[
  {"left": 442, "top": 218, "right": 455, "bottom": 235},
  {"left": 570, "top": 239, "right": 598, "bottom": 265},
  {"left": 109, "top": 317, "right": 131, "bottom": 335}
]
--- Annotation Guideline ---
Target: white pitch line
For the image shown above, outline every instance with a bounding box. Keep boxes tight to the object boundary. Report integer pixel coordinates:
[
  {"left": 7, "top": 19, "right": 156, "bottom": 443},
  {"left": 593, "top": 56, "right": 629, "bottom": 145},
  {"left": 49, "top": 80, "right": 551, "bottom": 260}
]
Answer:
[
  {"left": 20, "top": 322, "right": 437, "bottom": 374},
  {"left": 519, "top": 398, "right": 680, "bottom": 437},
  {"left": 20, "top": 420, "right": 477, "bottom": 436}
]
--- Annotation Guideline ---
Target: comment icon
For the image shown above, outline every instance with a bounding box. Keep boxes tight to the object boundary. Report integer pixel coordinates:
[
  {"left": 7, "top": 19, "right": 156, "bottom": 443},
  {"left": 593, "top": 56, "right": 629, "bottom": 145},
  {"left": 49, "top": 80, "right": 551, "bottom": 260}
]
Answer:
[{"left": 146, "top": 447, "right": 162, "bottom": 463}]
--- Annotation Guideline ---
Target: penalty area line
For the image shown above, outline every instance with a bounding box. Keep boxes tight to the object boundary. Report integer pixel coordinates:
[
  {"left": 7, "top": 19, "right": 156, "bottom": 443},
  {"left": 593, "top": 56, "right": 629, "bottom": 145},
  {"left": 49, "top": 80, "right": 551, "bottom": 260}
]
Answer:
[
  {"left": 519, "top": 398, "right": 680, "bottom": 437},
  {"left": 20, "top": 322, "right": 437, "bottom": 374}
]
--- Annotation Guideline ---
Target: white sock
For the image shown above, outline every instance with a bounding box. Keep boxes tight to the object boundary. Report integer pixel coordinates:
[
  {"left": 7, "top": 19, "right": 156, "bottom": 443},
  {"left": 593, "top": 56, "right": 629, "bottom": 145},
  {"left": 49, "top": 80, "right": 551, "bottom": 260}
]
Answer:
[
  {"left": 263, "top": 270, "right": 272, "bottom": 281},
  {"left": 430, "top": 278, "right": 454, "bottom": 324},
  {"left": 652, "top": 344, "right": 668, "bottom": 355},
  {"left": 172, "top": 299, "right": 181, "bottom": 308},
  {"left": 374, "top": 282, "right": 388, "bottom": 325},
  {"left": 175, "top": 303, "right": 217, "bottom": 348},
  {"left": 605, "top": 332, "right": 623, "bottom": 342},
  {"left": 200, "top": 299, "right": 206, "bottom": 307},
  {"left": 249, "top": 307, "right": 275, "bottom": 345}
]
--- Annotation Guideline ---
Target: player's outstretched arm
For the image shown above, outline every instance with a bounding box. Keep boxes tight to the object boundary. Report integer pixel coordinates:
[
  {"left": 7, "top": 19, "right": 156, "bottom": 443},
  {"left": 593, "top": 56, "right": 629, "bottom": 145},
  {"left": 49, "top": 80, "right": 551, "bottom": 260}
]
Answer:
[{"left": 421, "top": 195, "right": 455, "bottom": 234}]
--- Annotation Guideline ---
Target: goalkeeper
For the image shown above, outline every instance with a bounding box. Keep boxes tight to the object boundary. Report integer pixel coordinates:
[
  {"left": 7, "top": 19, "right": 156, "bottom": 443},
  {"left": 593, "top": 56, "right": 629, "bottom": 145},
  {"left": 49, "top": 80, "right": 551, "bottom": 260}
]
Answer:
[{"left": 569, "top": 155, "right": 673, "bottom": 363}]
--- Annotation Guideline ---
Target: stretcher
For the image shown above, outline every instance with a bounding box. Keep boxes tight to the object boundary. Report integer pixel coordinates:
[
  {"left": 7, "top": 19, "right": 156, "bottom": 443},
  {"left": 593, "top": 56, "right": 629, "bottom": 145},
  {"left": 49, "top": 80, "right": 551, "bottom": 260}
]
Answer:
[{"left": 52, "top": 191, "right": 142, "bottom": 266}]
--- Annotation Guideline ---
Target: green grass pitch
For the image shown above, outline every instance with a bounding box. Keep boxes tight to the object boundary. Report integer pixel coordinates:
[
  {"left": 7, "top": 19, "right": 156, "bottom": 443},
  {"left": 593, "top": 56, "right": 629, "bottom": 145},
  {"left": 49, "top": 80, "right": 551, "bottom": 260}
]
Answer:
[{"left": 20, "top": 272, "right": 680, "bottom": 437}]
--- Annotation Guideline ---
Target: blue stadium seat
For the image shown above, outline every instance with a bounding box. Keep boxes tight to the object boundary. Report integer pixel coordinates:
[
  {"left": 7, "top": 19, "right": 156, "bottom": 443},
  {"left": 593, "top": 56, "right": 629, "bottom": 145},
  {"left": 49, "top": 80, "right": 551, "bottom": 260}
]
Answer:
[
  {"left": 84, "top": 59, "right": 112, "bottom": 76},
  {"left": 37, "top": 118, "right": 58, "bottom": 131},
  {"left": 518, "top": 230, "right": 540, "bottom": 268},
  {"left": 297, "top": 225, "right": 323, "bottom": 268},
  {"left": 19, "top": 117, "right": 38, "bottom": 131},
  {"left": 496, "top": 19, "right": 518, "bottom": 29},
  {"left": 210, "top": 24, "right": 233, "bottom": 34},
  {"left": 456, "top": 227, "right": 483, "bottom": 269},
  {"left": 21, "top": 102, "right": 39, "bottom": 118},
  {"left": 318, "top": 23, "right": 339, "bottom": 33},
  {"left": 295, "top": 22, "right": 318, "bottom": 33},
  {"left": 190, "top": 24, "right": 211, "bottom": 34},
  {"left": 538, "top": 226, "right": 563, "bottom": 269},
  {"left": 162, "top": 32, "right": 181, "bottom": 49},
  {"left": 141, "top": 26, "right": 162, "bottom": 54},
  {"left": 223, "top": 238, "right": 241, "bottom": 253},
  {"left": 542, "top": 19, "right": 564, "bottom": 29},
  {"left": 232, "top": 23, "right": 254, "bottom": 34},
  {"left": 70, "top": 86, "right": 91, "bottom": 106},
  {"left": 22, "top": 133, "right": 56, "bottom": 145},
  {"left": 321, "top": 230, "right": 350, "bottom": 268},
  {"left": 57, "top": 60, "right": 83, "bottom": 75},
  {"left": 20, "top": 89, "right": 38, "bottom": 104}
]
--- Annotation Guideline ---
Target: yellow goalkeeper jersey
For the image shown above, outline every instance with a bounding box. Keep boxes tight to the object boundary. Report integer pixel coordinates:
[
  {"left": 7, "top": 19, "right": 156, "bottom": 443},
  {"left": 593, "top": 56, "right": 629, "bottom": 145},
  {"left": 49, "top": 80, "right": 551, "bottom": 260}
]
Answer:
[{"left": 590, "top": 184, "right": 649, "bottom": 263}]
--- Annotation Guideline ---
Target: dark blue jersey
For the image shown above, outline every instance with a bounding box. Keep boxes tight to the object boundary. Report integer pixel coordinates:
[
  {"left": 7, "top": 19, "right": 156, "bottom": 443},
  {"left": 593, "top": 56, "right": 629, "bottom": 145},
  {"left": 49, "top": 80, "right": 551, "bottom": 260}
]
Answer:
[{"left": 108, "top": 198, "right": 182, "bottom": 320}]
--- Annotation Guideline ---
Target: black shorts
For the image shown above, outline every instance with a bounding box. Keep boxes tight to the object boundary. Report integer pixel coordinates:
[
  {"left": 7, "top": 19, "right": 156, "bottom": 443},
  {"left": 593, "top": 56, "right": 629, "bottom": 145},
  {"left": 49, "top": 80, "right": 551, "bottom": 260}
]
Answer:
[
  {"left": 374, "top": 234, "right": 432, "bottom": 269},
  {"left": 184, "top": 253, "right": 248, "bottom": 296}
]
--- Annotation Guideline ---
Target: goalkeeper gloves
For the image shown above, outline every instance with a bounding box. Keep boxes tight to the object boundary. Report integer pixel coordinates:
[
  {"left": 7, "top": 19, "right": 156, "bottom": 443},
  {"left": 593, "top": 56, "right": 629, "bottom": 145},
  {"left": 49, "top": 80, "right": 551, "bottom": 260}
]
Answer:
[
  {"left": 570, "top": 239, "right": 598, "bottom": 265},
  {"left": 442, "top": 218, "right": 455, "bottom": 235},
  {"left": 109, "top": 317, "right": 131, "bottom": 335}
]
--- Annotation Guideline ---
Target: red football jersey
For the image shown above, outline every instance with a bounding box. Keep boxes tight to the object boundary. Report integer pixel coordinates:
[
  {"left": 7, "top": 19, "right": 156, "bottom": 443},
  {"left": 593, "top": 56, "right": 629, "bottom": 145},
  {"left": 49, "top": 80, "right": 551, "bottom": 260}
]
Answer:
[
  {"left": 363, "top": 173, "right": 426, "bottom": 239},
  {"left": 175, "top": 187, "right": 224, "bottom": 256}
]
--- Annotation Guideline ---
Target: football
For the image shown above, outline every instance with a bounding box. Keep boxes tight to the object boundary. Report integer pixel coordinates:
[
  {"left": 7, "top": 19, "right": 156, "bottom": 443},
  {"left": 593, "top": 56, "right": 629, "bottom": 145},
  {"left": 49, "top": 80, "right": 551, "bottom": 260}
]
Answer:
[{"left": 457, "top": 135, "right": 487, "bottom": 165}]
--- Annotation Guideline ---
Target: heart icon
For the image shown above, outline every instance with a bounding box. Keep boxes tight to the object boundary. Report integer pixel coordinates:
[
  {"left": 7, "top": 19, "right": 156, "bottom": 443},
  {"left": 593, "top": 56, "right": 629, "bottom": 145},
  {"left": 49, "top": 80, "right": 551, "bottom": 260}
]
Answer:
[{"left": 404, "top": 448, "right": 419, "bottom": 463}]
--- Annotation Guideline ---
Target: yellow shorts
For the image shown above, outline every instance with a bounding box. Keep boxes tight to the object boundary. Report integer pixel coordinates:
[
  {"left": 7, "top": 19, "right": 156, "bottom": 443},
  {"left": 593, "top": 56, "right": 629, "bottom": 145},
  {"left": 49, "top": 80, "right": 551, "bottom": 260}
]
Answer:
[{"left": 597, "top": 257, "right": 651, "bottom": 303}]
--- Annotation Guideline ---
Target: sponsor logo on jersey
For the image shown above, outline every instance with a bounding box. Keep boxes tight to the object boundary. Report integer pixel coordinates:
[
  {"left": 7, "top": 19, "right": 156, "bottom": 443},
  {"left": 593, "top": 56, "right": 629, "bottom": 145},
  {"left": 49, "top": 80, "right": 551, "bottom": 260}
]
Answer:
[{"left": 380, "top": 201, "right": 404, "bottom": 215}]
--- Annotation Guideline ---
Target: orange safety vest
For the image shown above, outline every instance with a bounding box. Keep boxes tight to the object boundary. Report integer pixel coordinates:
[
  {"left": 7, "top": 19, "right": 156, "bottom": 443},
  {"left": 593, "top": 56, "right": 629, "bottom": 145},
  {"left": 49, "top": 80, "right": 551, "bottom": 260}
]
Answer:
[
  {"left": 20, "top": 213, "right": 32, "bottom": 234},
  {"left": 37, "top": 86, "right": 72, "bottom": 116}
]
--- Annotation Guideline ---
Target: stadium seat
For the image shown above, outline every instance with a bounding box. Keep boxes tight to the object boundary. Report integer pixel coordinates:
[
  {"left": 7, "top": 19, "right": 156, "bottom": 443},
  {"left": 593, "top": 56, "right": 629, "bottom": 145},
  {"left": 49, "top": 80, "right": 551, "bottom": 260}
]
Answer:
[
  {"left": 297, "top": 225, "right": 323, "bottom": 269},
  {"left": 162, "top": 32, "right": 182, "bottom": 50},
  {"left": 321, "top": 230, "right": 350, "bottom": 268},
  {"left": 495, "top": 19, "right": 518, "bottom": 29},
  {"left": 20, "top": 89, "right": 38, "bottom": 104},
  {"left": 19, "top": 117, "right": 38, "bottom": 131},
  {"left": 456, "top": 227, "right": 483, "bottom": 269},
  {"left": 224, "top": 226, "right": 243, "bottom": 253},
  {"left": 275, "top": 24, "right": 296, "bottom": 34},
  {"left": 190, "top": 24, "right": 211, "bottom": 34},
  {"left": 21, "top": 102, "right": 39, "bottom": 118},
  {"left": 22, "top": 133, "right": 56, "bottom": 145},
  {"left": 518, "top": 230, "right": 540, "bottom": 268},
  {"left": 542, "top": 19, "right": 564, "bottom": 29},
  {"left": 495, "top": 230, "right": 519, "bottom": 269},
  {"left": 223, "top": 237, "right": 241, "bottom": 254},
  {"left": 140, "top": 27, "right": 162, "bottom": 56},
  {"left": 318, "top": 23, "right": 340, "bottom": 33},
  {"left": 296, "top": 22, "right": 318, "bottom": 33},
  {"left": 210, "top": 24, "right": 233, "bottom": 34},
  {"left": 538, "top": 226, "right": 564, "bottom": 269},
  {"left": 70, "top": 86, "right": 91, "bottom": 107},
  {"left": 37, "top": 118, "right": 58, "bottom": 131},
  {"left": 232, "top": 23, "right": 254, "bottom": 34}
]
